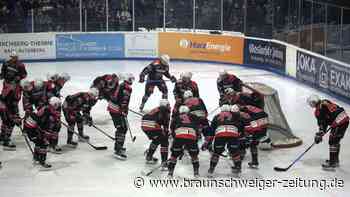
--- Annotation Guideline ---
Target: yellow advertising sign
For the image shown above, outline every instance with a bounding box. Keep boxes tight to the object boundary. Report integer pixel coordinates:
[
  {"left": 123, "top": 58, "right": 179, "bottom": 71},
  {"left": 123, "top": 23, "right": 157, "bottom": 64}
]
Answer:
[{"left": 159, "top": 32, "right": 244, "bottom": 64}]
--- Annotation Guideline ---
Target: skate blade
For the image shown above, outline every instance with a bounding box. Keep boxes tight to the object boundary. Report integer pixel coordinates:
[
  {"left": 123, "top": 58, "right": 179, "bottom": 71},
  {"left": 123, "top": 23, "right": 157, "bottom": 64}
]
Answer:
[
  {"left": 3, "top": 147, "right": 16, "bottom": 151},
  {"left": 114, "top": 155, "right": 127, "bottom": 161},
  {"left": 248, "top": 165, "right": 259, "bottom": 169},
  {"left": 322, "top": 167, "right": 336, "bottom": 171},
  {"left": 66, "top": 144, "right": 78, "bottom": 148}
]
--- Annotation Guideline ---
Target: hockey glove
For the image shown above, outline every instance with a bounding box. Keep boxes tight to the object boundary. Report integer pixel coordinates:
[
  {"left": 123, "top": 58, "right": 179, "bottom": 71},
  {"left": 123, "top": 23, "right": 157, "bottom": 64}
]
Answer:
[
  {"left": 314, "top": 131, "right": 324, "bottom": 144},
  {"left": 83, "top": 115, "right": 93, "bottom": 126},
  {"left": 12, "top": 115, "right": 22, "bottom": 126},
  {"left": 139, "top": 77, "right": 145, "bottom": 83},
  {"left": 170, "top": 76, "right": 177, "bottom": 83}
]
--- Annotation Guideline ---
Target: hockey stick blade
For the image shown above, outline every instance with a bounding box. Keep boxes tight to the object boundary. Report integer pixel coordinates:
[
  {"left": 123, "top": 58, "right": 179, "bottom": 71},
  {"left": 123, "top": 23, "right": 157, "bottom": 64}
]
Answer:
[
  {"left": 273, "top": 166, "right": 289, "bottom": 172},
  {"left": 93, "top": 146, "right": 108, "bottom": 150}
]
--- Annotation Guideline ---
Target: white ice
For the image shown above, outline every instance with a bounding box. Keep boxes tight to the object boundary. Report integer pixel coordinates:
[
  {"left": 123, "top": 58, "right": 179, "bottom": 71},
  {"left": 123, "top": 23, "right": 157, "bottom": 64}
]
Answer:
[{"left": 0, "top": 60, "right": 349, "bottom": 197}]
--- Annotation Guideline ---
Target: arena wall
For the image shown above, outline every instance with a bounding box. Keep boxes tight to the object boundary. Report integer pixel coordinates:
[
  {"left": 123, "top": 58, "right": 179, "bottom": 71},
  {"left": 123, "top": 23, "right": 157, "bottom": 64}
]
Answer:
[{"left": 0, "top": 31, "right": 350, "bottom": 102}]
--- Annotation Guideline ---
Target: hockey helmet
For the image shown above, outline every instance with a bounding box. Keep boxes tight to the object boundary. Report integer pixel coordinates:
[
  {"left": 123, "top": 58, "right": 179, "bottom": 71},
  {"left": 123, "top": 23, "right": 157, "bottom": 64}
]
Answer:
[
  {"left": 179, "top": 105, "right": 190, "bottom": 114},
  {"left": 20, "top": 79, "right": 33, "bottom": 91},
  {"left": 47, "top": 73, "right": 59, "bottom": 81},
  {"left": 49, "top": 97, "right": 61, "bottom": 109},
  {"left": 60, "top": 72, "right": 71, "bottom": 82},
  {"left": 160, "top": 54, "right": 170, "bottom": 66},
  {"left": 307, "top": 94, "right": 320, "bottom": 108},
  {"left": 183, "top": 90, "right": 193, "bottom": 99},
  {"left": 89, "top": 87, "right": 99, "bottom": 98},
  {"left": 33, "top": 78, "right": 44, "bottom": 89},
  {"left": 221, "top": 104, "right": 231, "bottom": 112},
  {"left": 231, "top": 104, "right": 240, "bottom": 112}
]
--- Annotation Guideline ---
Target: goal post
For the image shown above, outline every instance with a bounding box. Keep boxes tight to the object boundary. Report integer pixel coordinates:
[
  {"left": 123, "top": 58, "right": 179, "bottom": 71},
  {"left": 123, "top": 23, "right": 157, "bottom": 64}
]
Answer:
[{"left": 244, "top": 82, "right": 303, "bottom": 149}]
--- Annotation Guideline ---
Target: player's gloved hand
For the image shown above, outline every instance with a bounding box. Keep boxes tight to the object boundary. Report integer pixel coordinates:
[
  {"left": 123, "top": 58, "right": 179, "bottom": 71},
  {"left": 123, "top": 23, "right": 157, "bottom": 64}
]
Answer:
[
  {"left": 86, "top": 116, "right": 93, "bottom": 127},
  {"left": 170, "top": 76, "right": 177, "bottom": 83},
  {"left": 12, "top": 115, "right": 22, "bottom": 126},
  {"left": 139, "top": 77, "right": 145, "bottom": 83},
  {"left": 314, "top": 131, "right": 324, "bottom": 144}
]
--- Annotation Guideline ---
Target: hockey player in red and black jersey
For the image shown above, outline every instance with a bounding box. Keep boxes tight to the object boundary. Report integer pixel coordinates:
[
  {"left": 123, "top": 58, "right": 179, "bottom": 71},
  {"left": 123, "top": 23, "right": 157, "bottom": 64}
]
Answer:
[
  {"left": 62, "top": 88, "right": 99, "bottom": 147},
  {"left": 173, "top": 72, "right": 199, "bottom": 110},
  {"left": 21, "top": 79, "right": 49, "bottom": 114},
  {"left": 307, "top": 95, "right": 349, "bottom": 170},
  {"left": 232, "top": 104, "right": 269, "bottom": 169},
  {"left": 217, "top": 70, "right": 242, "bottom": 99},
  {"left": 91, "top": 73, "right": 119, "bottom": 100},
  {"left": 23, "top": 97, "right": 62, "bottom": 168},
  {"left": 107, "top": 73, "right": 134, "bottom": 160},
  {"left": 46, "top": 73, "right": 70, "bottom": 99},
  {"left": 168, "top": 105, "right": 201, "bottom": 178},
  {"left": 138, "top": 54, "right": 176, "bottom": 111},
  {"left": 207, "top": 105, "right": 245, "bottom": 176},
  {"left": 219, "top": 87, "right": 264, "bottom": 108},
  {"left": 181, "top": 90, "right": 210, "bottom": 141},
  {"left": 141, "top": 99, "right": 171, "bottom": 169},
  {"left": 0, "top": 51, "right": 27, "bottom": 150},
  {"left": 21, "top": 79, "right": 62, "bottom": 154}
]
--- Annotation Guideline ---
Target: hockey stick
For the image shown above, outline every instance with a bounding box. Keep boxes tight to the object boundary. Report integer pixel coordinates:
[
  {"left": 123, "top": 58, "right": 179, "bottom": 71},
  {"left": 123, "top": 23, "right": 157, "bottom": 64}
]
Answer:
[
  {"left": 91, "top": 124, "right": 116, "bottom": 141},
  {"left": 17, "top": 126, "right": 34, "bottom": 155},
  {"left": 143, "top": 160, "right": 169, "bottom": 176},
  {"left": 129, "top": 109, "right": 144, "bottom": 117},
  {"left": 60, "top": 121, "right": 107, "bottom": 150},
  {"left": 274, "top": 128, "right": 331, "bottom": 172},
  {"left": 124, "top": 117, "right": 136, "bottom": 142}
]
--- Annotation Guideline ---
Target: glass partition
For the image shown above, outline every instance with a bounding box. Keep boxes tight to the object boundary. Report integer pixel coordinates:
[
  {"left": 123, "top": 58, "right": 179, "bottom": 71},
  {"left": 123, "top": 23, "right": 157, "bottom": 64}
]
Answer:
[
  {"left": 134, "top": 0, "right": 163, "bottom": 31},
  {"left": 165, "top": 0, "right": 193, "bottom": 29},
  {"left": 196, "top": 0, "right": 221, "bottom": 30}
]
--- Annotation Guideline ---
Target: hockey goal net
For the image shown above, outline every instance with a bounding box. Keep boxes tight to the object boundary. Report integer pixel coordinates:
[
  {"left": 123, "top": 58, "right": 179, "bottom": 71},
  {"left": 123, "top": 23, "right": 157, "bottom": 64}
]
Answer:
[{"left": 243, "top": 82, "right": 303, "bottom": 149}]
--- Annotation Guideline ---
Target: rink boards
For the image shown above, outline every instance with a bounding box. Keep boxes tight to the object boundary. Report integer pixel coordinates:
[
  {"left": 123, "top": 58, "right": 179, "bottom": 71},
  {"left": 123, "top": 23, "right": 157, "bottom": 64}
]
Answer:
[{"left": 0, "top": 31, "right": 349, "bottom": 102}]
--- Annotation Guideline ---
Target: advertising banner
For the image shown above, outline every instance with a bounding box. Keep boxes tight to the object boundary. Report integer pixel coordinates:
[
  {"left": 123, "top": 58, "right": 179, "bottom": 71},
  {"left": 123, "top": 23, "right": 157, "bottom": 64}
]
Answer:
[
  {"left": 297, "top": 50, "right": 350, "bottom": 99},
  {"left": 244, "top": 39, "right": 286, "bottom": 72},
  {"left": 56, "top": 33, "right": 124, "bottom": 59},
  {"left": 159, "top": 32, "right": 244, "bottom": 64},
  {"left": 125, "top": 33, "right": 158, "bottom": 58},
  {"left": 0, "top": 33, "right": 56, "bottom": 60}
]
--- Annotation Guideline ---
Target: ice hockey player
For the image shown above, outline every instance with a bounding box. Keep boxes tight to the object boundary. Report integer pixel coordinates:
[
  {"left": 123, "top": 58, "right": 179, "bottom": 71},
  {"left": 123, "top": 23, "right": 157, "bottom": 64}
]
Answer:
[
  {"left": 107, "top": 73, "right": 134, "bottom": 160},
  {"left": 91, "top": 73, "right": 119, "bottom": 100},
  {"left": 23, "top": 97, "right": 62, "bottom": 168},
  {"left": 207, "top": 105, "right": 245, "bottom": 176},
  {"left": 307, "top": 95, "right": 349, "bottom": 170},
  {"left": 182, "top": 90, "right": 210, "bottom": 139},
  {"left": 22, "top": 79, "right": 49, "bottom": 113},
  {"left": 0, "top": 51, "right": 27, "bottom": 150},
  {"left": 141, "top": 99, "right": 171, "bottom": 169},
  {"left": 217, "top": 70, "right": 242, "bottom": 100},
  {"left": 168, "top": 105, "right": 201, "bottom": 178},
  {"left": 219, "top": 87, "right": 264, "bottom": 108},
  {"left": 62, "top": 88, "right": 99, "bottom": 147},
  {"left": 173, "top": 72, "right": 199, "bottom": 110},
  {"left": 139, "top": 54, "right": 176, "bottom": 111},
  {"left": 233, "top": 104, "right": 269, "bottom": 169},
  {"left": 46, "top": 73, "right": 71, "bottom": 98}
]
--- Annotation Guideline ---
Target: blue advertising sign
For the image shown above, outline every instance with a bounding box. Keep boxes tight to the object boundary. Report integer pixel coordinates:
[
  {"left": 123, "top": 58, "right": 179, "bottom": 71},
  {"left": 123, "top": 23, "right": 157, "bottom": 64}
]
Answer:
[
  {"left": 297, "top": 50, "right": 350, "bottom": 99},
  {"left": 56, "top": 33, "right": 124, "bottom": 59},
  {"left": 244, "top": 39, "right": 286, "bottom": 72}
]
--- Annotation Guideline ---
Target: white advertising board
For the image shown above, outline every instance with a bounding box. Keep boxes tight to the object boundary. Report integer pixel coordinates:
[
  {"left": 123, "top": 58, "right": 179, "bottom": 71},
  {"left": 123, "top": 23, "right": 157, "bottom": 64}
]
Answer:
[
  {"left": 0, "top": 33, "right": 56, "bottom": 60},
  {"left": 125, "top": 32, "right": 158, "bottom": 58}
]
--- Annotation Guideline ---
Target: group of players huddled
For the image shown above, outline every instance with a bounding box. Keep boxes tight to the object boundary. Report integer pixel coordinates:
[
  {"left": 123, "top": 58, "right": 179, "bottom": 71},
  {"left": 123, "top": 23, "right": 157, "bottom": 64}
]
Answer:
[{"left": 0, "top": 52, "right": 348, "bottom": 177}]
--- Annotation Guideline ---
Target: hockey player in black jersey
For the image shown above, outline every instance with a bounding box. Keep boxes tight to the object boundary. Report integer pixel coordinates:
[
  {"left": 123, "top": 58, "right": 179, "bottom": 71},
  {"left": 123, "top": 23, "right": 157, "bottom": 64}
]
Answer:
[{"left": 139, "top": 54, "right": 176, "bottom": 111}]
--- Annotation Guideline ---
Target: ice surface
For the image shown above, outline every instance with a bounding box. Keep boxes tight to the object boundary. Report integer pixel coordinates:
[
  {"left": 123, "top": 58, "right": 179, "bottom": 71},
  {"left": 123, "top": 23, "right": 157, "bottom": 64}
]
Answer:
[{"left": 0, "top": 60, "right": 349, "bottom": 196}]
